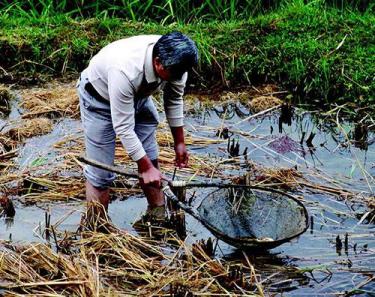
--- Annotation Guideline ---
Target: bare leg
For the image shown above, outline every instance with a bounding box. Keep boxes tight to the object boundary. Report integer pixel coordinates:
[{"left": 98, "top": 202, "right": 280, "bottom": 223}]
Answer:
[
  {"left": 85, "top": 180, "right": 110, "bottom": 210},
  {"left": 84, "top": 181, "right": 119, "bottom": 233},
  {"left": 141, "top": 159, "right": 165, "bottom": 208}
]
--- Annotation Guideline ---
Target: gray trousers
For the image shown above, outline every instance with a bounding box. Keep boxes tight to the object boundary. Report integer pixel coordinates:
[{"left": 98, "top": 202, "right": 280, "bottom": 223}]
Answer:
[{"left": 77, "top": 69, "right": 159, "bottom": 188}]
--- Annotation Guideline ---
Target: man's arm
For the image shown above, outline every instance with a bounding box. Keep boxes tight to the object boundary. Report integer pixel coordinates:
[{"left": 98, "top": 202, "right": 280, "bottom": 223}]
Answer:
[
  {"left": 108, "top": 68, "right": 145, "bottom": 161},
  {"left": 163, "top": 73, "right": 189, "bottom": 168},
  {"left": 171, "top": 126, "right": 188, "bottom": 168},
  {"left": 108, "top": 68, "right": 162, "bottom": 186}
]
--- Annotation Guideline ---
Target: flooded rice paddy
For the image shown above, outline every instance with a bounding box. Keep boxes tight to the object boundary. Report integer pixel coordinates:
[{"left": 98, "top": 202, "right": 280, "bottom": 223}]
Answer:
[{"left": 0, "top": 86, "right": 374, "bottom": 296}]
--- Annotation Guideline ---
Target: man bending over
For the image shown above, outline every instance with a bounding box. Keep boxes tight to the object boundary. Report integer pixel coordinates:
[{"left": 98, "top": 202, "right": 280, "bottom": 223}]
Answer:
[{"left": 77, "top": 32, "right": 198, "bottom": 220}]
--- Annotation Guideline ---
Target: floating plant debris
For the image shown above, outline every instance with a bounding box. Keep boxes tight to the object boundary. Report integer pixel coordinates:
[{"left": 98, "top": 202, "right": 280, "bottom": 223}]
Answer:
[
  {"left": 268, "top": 135, "right": 301, "bottom": 154},
  {"left": 249, "top": 95, "right": 283, "bottom": 113},
  {"left": 4, "top": 118, "right": 53, "bottom": 141}
]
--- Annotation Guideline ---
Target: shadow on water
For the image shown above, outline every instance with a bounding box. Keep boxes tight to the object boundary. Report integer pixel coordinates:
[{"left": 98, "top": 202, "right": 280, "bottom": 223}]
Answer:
[{"left": 1, "top": 95, "right": 374, "bottom": 295}]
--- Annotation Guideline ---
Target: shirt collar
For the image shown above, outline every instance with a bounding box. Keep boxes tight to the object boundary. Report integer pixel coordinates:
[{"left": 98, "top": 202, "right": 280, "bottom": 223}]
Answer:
[{"left": 144, "top": 43, "right": 159, "bottom": 84}]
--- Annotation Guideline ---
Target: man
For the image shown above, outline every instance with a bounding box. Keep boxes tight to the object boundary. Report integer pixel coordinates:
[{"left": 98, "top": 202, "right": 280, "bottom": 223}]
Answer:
[{"left": 77, "top": 32, "right": 198, "bottom": 220}]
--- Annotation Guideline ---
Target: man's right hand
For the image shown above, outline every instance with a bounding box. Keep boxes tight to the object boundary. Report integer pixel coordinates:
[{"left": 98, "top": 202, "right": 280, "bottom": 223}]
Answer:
[
  {"left": 139, "top": 166, "right": 163, "bottom": 188},
  {"left": 137, "top": 155, "right": 162, "bottom": 188}
]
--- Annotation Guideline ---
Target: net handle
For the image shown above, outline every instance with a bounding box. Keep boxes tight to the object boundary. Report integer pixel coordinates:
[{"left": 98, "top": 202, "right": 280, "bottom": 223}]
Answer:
[
  {"left": 76, "top": 155, "right": 205, "bottom": 223},
  {"left": 76, "top": 155, "right": 294, "bottom": 198}
]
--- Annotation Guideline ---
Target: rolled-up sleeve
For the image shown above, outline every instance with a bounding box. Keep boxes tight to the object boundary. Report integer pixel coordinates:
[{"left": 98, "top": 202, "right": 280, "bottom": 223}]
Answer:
[
  {"left": 108, "top": 68, "right": 146, "bottom": 161},
  {"left": 163, "top": 72, "right": 187, "bottom": 127}
]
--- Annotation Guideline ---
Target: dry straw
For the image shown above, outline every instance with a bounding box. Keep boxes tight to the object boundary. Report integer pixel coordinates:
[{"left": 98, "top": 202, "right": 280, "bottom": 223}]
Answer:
[
  {"left": 5, "top": 118, "right": 53, "bottom": 141},
  {"left": 20, "top": 83, "right": 79, "bottom": 118},
  {"left": 0, "top": 135, "right": 18, "bottom": 154},
  {"left": 0, "top": 203, "right": 265, "bottom": 296},
  {"left": 249, "top": 96, "right": 283, "bottom": 113}
]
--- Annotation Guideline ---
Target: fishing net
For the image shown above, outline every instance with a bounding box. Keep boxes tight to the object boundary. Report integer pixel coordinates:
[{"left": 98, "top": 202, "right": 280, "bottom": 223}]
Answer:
[
  {"left": 76, "top": 155, "right": 309, "bottom": 249},
  {"left": 197, "top": 187, "right": 308, "bottom": 247}
]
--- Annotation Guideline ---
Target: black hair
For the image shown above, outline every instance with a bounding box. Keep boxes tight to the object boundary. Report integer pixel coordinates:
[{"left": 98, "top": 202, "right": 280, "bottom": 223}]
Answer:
[{"left": 153, "top": 31, "right": 198, "bottom": 79}]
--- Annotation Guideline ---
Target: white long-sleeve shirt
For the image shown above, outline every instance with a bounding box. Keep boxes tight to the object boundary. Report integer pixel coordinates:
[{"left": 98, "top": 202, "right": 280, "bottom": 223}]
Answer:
[{"left": 86, "top": 35, "right": 187, "bottom": 161}]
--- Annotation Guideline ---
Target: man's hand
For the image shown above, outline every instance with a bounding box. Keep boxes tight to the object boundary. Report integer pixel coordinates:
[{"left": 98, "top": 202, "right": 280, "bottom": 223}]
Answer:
[
  {"left": 174, "top": 142, "right": 189, "bottom": 168},
  {"left": 137, "top": 156, "right": 162, "bottom": 188},
  {"left": 140, "top": 166, "right": 163, "bottom": 188}
]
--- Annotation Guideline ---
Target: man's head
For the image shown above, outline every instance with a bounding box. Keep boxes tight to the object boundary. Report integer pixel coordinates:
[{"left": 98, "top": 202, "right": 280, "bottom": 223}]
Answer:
[{"left": 153, "top": 31, "right": 198, "bottom": 81}]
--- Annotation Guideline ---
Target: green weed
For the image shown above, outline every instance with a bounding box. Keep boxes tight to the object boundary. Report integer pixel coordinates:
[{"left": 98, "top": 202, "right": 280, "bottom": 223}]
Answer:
[
  {"left": 0, "top": 0, "right": 372, "bottom": 22},
  {"left": 0, "top": 1, "right": 373, "bottom": 105}
]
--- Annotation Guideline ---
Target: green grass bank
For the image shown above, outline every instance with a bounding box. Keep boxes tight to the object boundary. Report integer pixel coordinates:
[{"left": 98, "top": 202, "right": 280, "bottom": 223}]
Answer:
[{"left": 0, "top": 2, "right": 374, "bottom": 105}]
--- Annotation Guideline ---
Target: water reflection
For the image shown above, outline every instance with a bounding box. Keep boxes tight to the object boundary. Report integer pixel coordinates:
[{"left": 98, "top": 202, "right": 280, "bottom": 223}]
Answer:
[{"left": 224, "top": 249, "right": 311, "bottom": 292}]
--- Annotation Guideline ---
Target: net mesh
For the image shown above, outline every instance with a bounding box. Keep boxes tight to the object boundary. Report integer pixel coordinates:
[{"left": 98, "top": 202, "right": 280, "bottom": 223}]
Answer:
[{"left": 197, "top": 188, "right": 307, "bottom": 241}]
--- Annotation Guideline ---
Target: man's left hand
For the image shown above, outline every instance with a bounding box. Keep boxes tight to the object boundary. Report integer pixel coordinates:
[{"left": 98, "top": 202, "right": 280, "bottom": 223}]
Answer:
[{"left": 174, "top": 142, "right": 189, "bottom": 168}]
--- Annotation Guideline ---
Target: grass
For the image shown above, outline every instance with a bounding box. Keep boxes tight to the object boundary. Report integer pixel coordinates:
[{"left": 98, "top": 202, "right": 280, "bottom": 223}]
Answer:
[
  {"left": 0, "top": 1, "right": 374, "bottom": 106},
  {"left": 0, "top": 0, "right": 372, "bottom": 21}
]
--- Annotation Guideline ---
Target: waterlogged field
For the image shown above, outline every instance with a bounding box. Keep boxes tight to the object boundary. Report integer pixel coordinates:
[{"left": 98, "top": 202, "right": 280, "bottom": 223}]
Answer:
[{"left": 0, "top": 83, "right": 374, "bottom": 295}]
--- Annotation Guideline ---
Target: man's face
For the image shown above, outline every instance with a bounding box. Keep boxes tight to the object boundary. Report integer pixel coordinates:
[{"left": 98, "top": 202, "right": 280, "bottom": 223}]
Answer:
[{"left": 153, "top": 57, "right": 185, "bottom": 81}]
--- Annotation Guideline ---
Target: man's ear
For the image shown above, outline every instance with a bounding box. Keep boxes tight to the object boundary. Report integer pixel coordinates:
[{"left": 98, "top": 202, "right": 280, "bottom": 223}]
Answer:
[
  {"left": 154, "top": 57, "right": 165, "bottom": 70},
  {"left": 153, "top": 57, "right": 160, "bottom": 71}
]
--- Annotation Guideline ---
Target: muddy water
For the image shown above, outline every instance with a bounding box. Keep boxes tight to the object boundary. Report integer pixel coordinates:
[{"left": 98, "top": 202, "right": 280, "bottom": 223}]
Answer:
[{"left": 1, "top": 98, "right": 374, "bottom": 296}]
